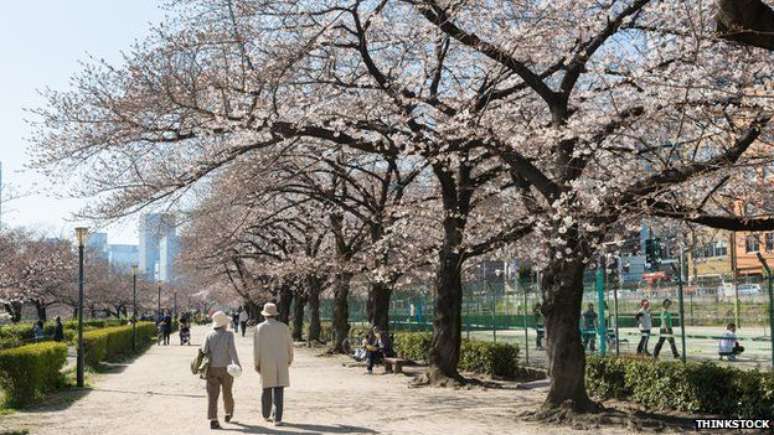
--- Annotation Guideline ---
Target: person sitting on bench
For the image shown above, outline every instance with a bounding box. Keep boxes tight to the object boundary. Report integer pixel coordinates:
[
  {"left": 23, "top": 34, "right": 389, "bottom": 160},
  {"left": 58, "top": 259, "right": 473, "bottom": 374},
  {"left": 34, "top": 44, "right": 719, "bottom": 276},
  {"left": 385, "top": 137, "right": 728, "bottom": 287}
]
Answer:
[{"left": 719, "top": 322, "right": 744, "bottom": 361}]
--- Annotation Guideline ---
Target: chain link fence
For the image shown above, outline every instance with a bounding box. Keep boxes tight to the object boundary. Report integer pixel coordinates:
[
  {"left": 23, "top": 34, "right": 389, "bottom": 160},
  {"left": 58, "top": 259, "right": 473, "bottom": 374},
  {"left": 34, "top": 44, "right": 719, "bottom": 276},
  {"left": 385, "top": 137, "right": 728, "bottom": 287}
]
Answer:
[{"left": 319, "top": 277, "right": 773, "bottom": 370}]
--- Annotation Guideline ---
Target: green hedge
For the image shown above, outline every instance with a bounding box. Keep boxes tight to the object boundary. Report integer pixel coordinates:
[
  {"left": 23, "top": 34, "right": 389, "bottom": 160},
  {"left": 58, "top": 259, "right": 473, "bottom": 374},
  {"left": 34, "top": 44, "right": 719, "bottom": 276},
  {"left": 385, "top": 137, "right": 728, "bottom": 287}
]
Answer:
[
  {"left": 586, "top": 356, "right": 774, "bottom": 417},
  {"left": 394, "top": 332, "right": 519, "bottom": 378},
  {"left": 0, "top": 342, "right": 68, "bottom": 407},
  {"left": 82, "top": 323, "right": 156, "bottom": 367},
  {"left": 459, "top": 340, "right": 519, "bottom": 378},
  {"left": 394, "top": 332, "right": 433, "bottom": 362},
  {"left": 0, "top": 319, "right": 127, "bottom": 349}
]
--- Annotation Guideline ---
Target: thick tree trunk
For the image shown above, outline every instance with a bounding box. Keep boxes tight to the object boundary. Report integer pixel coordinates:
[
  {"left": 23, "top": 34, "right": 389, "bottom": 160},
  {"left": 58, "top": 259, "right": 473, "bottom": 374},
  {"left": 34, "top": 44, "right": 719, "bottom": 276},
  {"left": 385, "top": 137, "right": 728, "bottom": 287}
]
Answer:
[
  {"left": 367, "top": 281, "right": 392, "bottom": 334},
  {"left": 717, "top": 0, "right": 774, "bottom": 50},
  {"left": 307, "top": 278, "right": 322, "bottom": 342},
  {"left": 292, "top": 294, "right": 306, "bottom": 341},
  {"left": 34, "top": 301, "right": 47, "bottom": 322},
  {"left": 277, "top": 285, "right": 293, "bottom": 325},
  {"left": 541, "top": 258, "right": 598, "bottom": 412},
  {"left": 426, "top": 249, "right": 465, "bottom": 384},
  {"left": 5, "top": 302, "right": 22, "bottom": 323},
  {"left": 244, "top": 299, "right": 259, "bottom": 322},
  {"left": 331, "top": 272, "right": 352, "bottom": 353}
]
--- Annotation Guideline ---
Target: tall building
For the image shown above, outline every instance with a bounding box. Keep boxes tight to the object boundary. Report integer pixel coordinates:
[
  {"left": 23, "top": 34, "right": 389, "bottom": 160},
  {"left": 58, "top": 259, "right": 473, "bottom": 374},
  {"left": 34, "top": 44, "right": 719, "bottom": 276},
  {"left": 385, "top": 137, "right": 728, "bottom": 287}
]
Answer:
[
  {"left": 0, "top": 161, "right": 3, "bottom": 230},
  {"left": 86, "top": 232, "right": 109, "bottom": 259},
  {"left": 108, "top": 244, "right": 140, "bottom": 270},
  {"left": 138, "top": 213, "right": 177, "bottom": 282}
]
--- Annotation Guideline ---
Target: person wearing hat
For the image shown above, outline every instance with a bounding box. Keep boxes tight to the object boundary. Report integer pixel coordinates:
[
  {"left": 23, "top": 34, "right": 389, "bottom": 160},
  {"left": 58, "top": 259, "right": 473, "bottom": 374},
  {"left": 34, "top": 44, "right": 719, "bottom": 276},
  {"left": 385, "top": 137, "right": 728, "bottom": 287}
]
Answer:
[
  {"left": 253, "top": 302, "right": 293, "bottom": 427},
  {"left": 202, "top": 311, "right": 241, "bottom": 429}
]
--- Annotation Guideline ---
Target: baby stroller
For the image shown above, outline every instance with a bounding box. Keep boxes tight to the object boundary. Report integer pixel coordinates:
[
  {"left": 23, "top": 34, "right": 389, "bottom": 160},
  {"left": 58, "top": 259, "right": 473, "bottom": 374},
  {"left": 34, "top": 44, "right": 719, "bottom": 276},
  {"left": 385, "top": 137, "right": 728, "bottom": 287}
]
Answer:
[{"left": 180, "top": 324, "right": 191, "bottom": 345}]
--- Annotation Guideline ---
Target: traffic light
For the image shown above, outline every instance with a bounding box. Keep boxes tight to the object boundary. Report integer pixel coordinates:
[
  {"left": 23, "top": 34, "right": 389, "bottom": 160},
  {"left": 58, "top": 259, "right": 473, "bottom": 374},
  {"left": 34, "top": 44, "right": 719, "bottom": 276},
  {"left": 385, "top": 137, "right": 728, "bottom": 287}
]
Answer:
[{"left": 645, "top": 238, "right": 663, "bottom": 270}]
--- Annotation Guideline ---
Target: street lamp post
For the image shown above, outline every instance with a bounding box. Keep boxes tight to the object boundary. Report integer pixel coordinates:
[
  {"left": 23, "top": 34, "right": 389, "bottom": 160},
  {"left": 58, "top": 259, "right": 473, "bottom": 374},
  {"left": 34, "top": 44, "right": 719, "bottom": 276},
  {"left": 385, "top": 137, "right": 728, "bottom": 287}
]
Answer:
[
  {"left": 131, "top": 264, "right": 138, "bottom": 353},
  {"left": 75, "top": 227, "right": 89, "bottom": 388}
]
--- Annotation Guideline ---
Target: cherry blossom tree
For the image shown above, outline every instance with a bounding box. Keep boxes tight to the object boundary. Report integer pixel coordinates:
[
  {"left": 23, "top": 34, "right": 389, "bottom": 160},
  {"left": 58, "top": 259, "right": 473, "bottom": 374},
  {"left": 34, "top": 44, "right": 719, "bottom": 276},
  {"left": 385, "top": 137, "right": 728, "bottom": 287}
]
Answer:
[{"left": 28, "top": 0, "right": 774, "bottom": 414}]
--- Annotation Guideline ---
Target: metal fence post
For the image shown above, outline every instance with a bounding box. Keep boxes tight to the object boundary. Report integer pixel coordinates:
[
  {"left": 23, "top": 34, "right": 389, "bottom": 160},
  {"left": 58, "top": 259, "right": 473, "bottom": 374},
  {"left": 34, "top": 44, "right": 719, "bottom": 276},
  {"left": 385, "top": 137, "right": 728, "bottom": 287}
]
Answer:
[
  {"left": 755, "top": 253, "right": 774, "bottom": 368},
  {"left": 522, "top": 278, "right": 529, "bottom": 366},
  {"left": 677, "top": 247, "right": 687, "bottom": 363},
  {"left": 596, "top": 260, "right": 607, "bottom": 355}
]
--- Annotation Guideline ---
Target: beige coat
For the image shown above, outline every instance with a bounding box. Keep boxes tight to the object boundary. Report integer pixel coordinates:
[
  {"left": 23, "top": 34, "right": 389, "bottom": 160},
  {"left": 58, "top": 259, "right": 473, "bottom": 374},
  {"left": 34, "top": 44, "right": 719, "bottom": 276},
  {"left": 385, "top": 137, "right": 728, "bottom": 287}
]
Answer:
[{"left": 253, "top": 319, "right": 293, "bottom": 388}]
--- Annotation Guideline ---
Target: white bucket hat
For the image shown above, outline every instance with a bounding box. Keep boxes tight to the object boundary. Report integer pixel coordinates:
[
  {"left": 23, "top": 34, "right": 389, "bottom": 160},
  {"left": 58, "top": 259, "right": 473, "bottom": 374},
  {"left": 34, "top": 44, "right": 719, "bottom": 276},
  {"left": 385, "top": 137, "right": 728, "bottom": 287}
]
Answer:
[
  {"left": 261, "top": 303, "right": 278, "bottom": 317},
  {"left": 211, "top": 311, "right": 229, "bottom": 329}
]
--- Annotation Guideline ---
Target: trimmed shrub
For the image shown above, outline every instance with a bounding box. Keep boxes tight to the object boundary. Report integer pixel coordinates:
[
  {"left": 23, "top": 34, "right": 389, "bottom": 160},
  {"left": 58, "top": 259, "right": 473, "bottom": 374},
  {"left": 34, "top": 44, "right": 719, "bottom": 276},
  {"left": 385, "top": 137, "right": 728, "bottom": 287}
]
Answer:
[
  {"left": 393, "top": 332, "right": 520, "bottom": 378},
  {"left": 586, "top": 355, "right": 774, "bottom": 417},
  {"left": 459, "top": 340, "right": 519, "bottom": 378},
  {"left": 394, "top": 332, "right": 432, "bottom": 362},
  {"left": 0, "top": 342, "right": 67, "bottom": 407},
  {"left": 82, "top": 322, "right": 157, "bottom": 367}
]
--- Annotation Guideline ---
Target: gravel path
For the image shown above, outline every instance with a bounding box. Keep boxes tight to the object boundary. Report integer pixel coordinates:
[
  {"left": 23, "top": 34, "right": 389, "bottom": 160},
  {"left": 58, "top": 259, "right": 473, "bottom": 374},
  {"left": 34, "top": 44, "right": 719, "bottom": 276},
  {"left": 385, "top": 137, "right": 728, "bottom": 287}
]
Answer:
[{"left": 0, "top": 326, "right": 646, "bottom": 435}]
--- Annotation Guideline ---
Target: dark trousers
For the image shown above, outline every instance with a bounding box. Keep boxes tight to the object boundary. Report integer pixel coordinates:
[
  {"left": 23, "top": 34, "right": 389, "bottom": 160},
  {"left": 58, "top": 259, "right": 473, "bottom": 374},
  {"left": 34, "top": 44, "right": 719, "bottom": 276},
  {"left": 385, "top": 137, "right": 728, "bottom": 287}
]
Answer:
[
  {"left": 163, "top": 330, "right": 171, "bottom": 345},
  {"left": 653, "top": 336, "right": 679, "bottom": 358},
  {"left": 536, "top": 327, "right": 544, "bottom": 349},
  {"left": 637, "top": 329, "right": 651, "bottom": 354},
  {"left": 366, "top": 350, "right": 383, "bottom": 372},
  {"left": 240, "top": 321, "right": 247, "bottom": 337},
  {"left": 582, "top": 331, "right": 596, "bottom": 351},
  {"left": 262, "top": 387, "right": 284, "bottom": 422}
]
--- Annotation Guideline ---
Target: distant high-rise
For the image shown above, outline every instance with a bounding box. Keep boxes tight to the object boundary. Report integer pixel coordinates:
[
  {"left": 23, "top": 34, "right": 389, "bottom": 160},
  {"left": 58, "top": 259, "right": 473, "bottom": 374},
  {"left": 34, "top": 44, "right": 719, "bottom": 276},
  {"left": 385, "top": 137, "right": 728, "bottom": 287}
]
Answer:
[
  {"left": 0, "top": 161, "right": 3, "bottom": 230},
  {"left": 86, "top": 232, "right": 109, "bottom": 259},
  {"left": 138, "top": 213, "right": 177, "bottom": 282},
  {"left": 108, "top": 244, "right": 139, "bottom": 270}
]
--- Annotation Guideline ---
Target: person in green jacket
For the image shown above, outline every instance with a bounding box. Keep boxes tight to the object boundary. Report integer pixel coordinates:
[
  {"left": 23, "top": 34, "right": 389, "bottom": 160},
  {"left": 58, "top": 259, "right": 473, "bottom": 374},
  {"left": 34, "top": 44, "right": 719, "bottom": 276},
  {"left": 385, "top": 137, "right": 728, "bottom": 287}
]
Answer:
[{"left": 653, "top": 298, "right": 680, "bottom": 359}]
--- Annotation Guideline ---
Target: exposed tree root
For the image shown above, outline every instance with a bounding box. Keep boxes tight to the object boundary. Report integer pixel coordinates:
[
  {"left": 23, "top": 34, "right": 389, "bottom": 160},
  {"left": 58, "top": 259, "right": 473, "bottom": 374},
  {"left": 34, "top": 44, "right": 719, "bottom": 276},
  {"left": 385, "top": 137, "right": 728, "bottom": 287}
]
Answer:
[
  {"left": 410, "top": 367, "right": 466, "bottom": 389},
  {"left": 521, "top": 400, "right": 695, "bottom": 432}
]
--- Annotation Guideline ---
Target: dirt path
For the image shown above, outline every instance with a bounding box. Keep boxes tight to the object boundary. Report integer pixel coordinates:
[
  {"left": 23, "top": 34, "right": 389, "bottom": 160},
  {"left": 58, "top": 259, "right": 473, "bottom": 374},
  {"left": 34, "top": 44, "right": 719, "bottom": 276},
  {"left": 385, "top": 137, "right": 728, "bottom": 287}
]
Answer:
[{"left": 0, "top": 326, "right": 653, "bottom": 435}]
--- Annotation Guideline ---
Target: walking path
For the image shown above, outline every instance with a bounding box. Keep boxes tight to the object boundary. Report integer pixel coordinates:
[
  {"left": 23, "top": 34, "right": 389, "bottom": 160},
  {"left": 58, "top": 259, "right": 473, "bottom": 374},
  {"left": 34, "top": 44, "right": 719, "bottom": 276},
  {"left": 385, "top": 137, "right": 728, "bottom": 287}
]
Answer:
[{"left": 1, "top": 326, "right": 648, "bottom": 435}]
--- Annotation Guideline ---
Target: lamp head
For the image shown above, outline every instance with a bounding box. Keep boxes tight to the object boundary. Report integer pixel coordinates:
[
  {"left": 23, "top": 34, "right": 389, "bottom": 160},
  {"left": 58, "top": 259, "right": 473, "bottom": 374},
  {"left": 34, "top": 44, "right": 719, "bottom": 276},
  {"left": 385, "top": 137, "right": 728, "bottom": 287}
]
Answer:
[
  {"left": 75, "top": 227, "right": 89, "bottom": 247},
  {"left": 131, "top": 264, "right": 138, "bottom": 274}
]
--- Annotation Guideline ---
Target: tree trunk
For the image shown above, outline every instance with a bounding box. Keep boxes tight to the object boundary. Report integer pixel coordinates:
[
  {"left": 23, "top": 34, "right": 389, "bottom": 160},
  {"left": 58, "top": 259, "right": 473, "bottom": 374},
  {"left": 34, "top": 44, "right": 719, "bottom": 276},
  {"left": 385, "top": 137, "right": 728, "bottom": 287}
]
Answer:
[
  {"left": 34, "top": 300, "right": 47, "bottom": 322},
  {"left": 717, "top": 0, "right": 774, "bottom": 50},
  {"left": 5, "top": 302, "right": 22, "bottom": 323},
  {"left": 292, "top": 294, "right": 306, "bottom": 341},
  {"left": 367, "top": 281, "right": 392, "bottom": 334},
  {"left": 541, "top": 258, "right": 598, "bottom": 412},
  {"left": 72, "top": 306, "right": 78, "bottom": 320},
  {"left": 307, "top": 278, "right": 322, "bottom": 342},
  {"left": 244, "top": 299, "right": 259, "bottom": 322},
  {"left": 277, "top": 285, "right": 293, "bottom": 325},
  {"left": 331, "top": 272, "right": 352, "bottom": 353},
  {"left": 426, "top": 249, "right": 465, "bottom": 384}
]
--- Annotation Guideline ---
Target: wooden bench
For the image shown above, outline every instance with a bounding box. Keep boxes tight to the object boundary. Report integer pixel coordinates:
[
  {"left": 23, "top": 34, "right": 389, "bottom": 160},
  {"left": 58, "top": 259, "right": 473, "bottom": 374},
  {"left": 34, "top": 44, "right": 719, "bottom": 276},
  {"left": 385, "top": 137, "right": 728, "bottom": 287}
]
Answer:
[{"left": 383, "top": 357, "right": 408, "bottom": 374}]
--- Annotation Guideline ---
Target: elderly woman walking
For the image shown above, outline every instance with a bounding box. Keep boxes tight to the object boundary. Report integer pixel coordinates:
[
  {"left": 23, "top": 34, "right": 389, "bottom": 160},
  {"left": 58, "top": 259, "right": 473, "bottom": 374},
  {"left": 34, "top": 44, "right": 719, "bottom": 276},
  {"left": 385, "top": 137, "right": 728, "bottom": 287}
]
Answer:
[
  {"left": 202, "top": 311, "right": 241, "bottom": 430},
  {"left": 254, "top": 303, "right": 293, "bottom": 427}
]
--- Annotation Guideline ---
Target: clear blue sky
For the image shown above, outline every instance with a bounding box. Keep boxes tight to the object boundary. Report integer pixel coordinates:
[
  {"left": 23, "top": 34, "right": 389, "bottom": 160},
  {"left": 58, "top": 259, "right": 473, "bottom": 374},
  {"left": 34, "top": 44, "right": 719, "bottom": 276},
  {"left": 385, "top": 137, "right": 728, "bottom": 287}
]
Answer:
[{"left": 0, "top": 0, "right": 164, "bottom": 244}]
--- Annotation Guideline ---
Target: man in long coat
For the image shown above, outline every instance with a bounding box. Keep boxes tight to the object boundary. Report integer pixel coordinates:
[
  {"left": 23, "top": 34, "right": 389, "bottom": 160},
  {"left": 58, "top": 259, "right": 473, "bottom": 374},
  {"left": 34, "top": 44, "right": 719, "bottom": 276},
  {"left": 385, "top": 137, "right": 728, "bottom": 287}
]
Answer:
[{"left": 253, "top": 302, "right": 293, "bottom": 426}]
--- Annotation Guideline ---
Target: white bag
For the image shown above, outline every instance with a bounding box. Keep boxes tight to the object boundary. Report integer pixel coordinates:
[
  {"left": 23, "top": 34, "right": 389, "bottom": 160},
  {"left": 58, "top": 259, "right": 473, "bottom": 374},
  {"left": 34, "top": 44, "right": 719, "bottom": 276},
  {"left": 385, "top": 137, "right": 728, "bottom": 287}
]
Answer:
[{"left": 227, "top": 363, "right": 242, "bottom": 378}]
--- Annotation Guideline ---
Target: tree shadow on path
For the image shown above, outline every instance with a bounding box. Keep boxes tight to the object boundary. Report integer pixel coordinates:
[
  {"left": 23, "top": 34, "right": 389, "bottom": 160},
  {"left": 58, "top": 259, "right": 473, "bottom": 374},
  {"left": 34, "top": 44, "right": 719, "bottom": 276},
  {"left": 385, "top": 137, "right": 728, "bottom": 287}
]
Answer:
[{"left": 226, "top": 421, "right": 378, "bottom": 434}]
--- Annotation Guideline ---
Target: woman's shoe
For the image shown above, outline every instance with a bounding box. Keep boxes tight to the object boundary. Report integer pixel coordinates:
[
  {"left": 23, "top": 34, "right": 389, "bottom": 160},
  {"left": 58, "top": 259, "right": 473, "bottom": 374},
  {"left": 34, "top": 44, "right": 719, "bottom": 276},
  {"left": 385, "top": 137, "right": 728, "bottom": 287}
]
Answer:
[
  {"left": 210, "top": 420, "right": 221, "bottom": 430},
  {"left": 225, "top": 414, "right": 232, "bottom": 423}
]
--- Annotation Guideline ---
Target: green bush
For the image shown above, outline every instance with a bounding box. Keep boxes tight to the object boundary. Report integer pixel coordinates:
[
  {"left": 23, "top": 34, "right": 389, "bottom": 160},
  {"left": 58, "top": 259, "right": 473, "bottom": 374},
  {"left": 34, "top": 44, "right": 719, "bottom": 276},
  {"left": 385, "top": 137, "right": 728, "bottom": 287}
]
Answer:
[
  {"left": 0, "top": 342, "right": 67, "bottom": 407},
  {"left": 459, "top": 340, "right": 519, "bottom": 377},
  {"left": 394, "top": 332, "right": 433, "bottom": 362},
  {"left": 0, "top": 319, "right": 126, "bottom": 350},
  {"left": 586, "top": 356, "right": 774, "bottom": 417},
  {"left": 82, "top": 322, "right": 156, "bottom": 367},
  {"left": 393, "top": 332, "right": 519, "bottom": 377}
]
